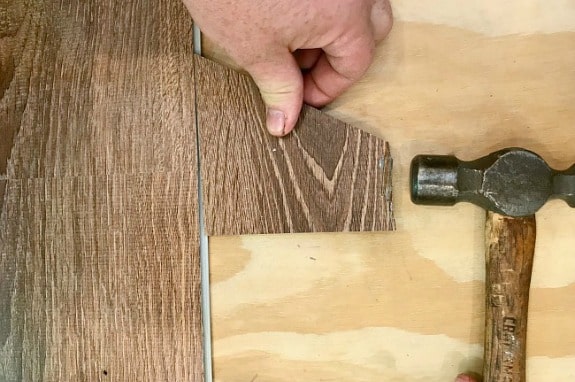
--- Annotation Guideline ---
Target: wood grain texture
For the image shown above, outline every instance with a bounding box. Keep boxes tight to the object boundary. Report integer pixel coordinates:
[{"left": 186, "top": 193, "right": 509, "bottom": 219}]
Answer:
[
  {"left": 0, "top": 0, "right": 25, "bottom": 177},
  {"left": 195, "top": 55, "right": 394, "bottom": 236},
  {"left": 484, "top": 213, "right": 536, "bottom": 382},
  {"left": 1, "top": 0, "right": 197, "bottom": 180},
  {"left": 0, "top": 0, "right": 203, "bottom": 380},
  {"left": 207, "top": 0, "right": 575, "bottom": 380},
  {"left": 1, "top": 174, "right": 201, "bottom": 381}
]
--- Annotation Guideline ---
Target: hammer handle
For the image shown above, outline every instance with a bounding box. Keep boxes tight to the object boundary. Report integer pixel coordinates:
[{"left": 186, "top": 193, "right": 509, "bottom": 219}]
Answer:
[{"left": 483, "top": 212, "right": 536, "bottom": 382}]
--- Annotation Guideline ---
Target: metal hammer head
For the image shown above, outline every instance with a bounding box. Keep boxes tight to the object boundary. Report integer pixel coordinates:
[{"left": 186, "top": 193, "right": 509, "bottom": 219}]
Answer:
[{"left": 410, "top": 148, "right": 575, "bottom": 217}]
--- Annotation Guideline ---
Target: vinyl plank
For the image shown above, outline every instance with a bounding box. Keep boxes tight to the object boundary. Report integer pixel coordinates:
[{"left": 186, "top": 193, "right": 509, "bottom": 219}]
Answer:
[
  {"left": 0, "top": 0, "right": 197, "bottom": 179},
  {"left": 0, "top": 174, "right": 202, "bottom": 381},
  {"left": 0, "top": 0, "right": 203, "bottom": 380},
  {"left": 195, "top": 55, "right": 395, "bottom": 236}
]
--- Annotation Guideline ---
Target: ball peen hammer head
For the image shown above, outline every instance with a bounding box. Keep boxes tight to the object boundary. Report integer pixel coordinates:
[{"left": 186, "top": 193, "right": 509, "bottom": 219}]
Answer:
[{"left": 410, "top": 148, "right": 575, "bottom": 217}]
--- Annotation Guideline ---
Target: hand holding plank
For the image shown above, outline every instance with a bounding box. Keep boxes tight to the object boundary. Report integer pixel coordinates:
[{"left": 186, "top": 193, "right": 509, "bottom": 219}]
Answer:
[{"left": 182, "top": 0, "right": 393, "bottom": 136}]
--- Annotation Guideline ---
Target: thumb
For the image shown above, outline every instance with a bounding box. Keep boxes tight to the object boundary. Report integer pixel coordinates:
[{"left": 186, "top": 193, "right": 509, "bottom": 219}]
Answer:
[{"left": 244, "top": 52, "right": 303, "bottom": 136}]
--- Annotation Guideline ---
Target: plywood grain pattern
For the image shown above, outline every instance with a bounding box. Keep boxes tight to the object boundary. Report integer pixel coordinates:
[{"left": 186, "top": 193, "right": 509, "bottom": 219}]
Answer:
[
  {"left": 0, "top": 0, "right": 203, "bottom": 380},
  {"left": 210, "top": 232, "right": 575, "bottom": 381},
  {"left": 195, "top": 56, "right": 394, "bottom": 236},
  {"left": 208, "top": 0, "right": 575, "bottom": 380}
]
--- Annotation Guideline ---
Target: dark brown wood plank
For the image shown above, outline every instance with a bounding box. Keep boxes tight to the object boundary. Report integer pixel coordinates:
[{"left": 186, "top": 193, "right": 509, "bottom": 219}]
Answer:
[
  {"left": 1, "top": 174, "right": 202, "bottom": 381},
  {"left": 0, "top": 0, "right": 203, "bottom": 380},
  {"left": 0, "top": 1, "right": 28, "bottom": 177},
  {"left": 0, "top": 179, "right": 5, "bottom": 214},
  {"left": 195, "top": 55, "right": 395, "bottom": 236},
  {"left": 1, "top": 0, "right": 197, "bottom": 180}
]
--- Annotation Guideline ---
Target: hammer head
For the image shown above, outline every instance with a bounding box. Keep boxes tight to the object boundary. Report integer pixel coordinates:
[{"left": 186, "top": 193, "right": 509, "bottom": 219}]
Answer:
[{"left": 410, "top": 148, "right": 575, "bottom": 217}]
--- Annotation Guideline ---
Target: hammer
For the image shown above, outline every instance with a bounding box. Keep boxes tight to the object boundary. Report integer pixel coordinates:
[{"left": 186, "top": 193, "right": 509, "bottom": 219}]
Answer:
[{"left": 409, "top": 147, "right": 575, "bottom": 382}]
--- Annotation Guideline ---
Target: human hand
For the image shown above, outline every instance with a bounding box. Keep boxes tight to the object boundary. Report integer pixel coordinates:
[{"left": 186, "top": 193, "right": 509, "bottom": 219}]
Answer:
[{"left": 183, "top": 0, "right": 393, "bottom": 136}]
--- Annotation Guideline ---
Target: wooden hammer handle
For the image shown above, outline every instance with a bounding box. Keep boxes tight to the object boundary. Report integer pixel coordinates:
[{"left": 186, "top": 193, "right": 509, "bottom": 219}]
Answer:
[{"left": 483, "top": 212, "right": 536, "bottom": 382}]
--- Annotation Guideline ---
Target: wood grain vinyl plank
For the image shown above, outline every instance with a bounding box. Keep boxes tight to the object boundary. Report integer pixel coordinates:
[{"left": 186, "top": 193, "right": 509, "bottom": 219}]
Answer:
[
  {"left": 0, "top": 0, "right": 203, "bottom": 380},
  {"left": 195, "top": 55, "right": 395, "bottom": 236},
  {"left": 0, "top": 173, "right": 202, "bottom": 381},
  {"left": 0, "top": 179, "right": 5, "bottom": 215},
  {"left": 0, "top": 0, "right": 197, "bottom": 179},
  {"left": 0, "top": 1, "right": 30, "bottom": 177}
]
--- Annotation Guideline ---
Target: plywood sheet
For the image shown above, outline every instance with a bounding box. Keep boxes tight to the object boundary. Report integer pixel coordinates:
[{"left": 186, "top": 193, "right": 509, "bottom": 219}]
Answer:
[
  {"left": 195, "top": 56, "right": 394, "bottom": 236},
  {"left": 208, "top": 0, "right": 575, "bottom": 380}
]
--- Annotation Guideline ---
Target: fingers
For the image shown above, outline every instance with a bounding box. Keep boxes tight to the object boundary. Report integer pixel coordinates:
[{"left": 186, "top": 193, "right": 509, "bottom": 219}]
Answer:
[
  {"left": 455, "top": 374, "right": 477, "bottom": 382},
  {"left": 244, "top": 51, "right": 304, "bottom": 136},
  {"left": 227, "top": 1, "right": 393, "bottom": 135},
  {"left": 301, "top": 1, "right": 392, "bottom": 108},
  {"left": 294, "top": 49, "right": 322, "bottom": 71},
  {"left": 303, "top": 29, "right": 375, "bottom": 107},
  {"left": 371, "top": 0, "right": 393, "bottom": 41}
]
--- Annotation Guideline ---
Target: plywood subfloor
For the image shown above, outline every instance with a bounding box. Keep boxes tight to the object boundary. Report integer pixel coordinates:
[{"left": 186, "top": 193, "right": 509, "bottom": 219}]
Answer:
[{"left": 207, "top": 1, "right": 575, "bottom": 380}]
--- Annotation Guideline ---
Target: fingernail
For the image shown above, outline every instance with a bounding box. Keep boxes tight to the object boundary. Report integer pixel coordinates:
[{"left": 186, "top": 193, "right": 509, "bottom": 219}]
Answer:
[
  {"left": 455, "top": 374, "right": 472, "bottom": 382},
  {"left": 266, "top": 108, "right": 286, "bottom": 136}
]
